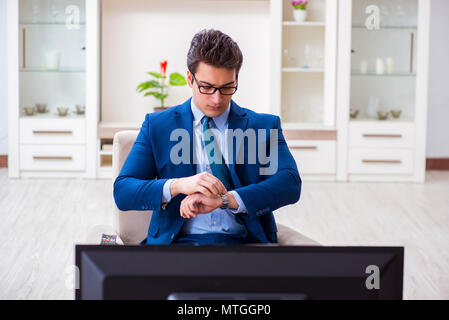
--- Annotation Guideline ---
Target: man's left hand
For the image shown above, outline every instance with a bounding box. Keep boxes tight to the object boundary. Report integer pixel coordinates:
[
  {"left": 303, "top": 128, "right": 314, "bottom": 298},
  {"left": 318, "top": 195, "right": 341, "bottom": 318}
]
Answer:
[{"left": 180, "top": 193, "right": 221, "bottom": 219}]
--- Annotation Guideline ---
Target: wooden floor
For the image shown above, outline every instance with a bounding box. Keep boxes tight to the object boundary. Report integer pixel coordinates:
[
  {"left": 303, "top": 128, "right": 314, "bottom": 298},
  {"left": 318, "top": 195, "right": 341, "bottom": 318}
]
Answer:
[{"left": 0, "top": 168, "right": 448, "bottom": 299}]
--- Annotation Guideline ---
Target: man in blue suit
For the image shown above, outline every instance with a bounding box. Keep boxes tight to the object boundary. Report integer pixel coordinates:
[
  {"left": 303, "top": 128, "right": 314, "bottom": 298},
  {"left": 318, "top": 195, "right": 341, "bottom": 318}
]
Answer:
[{"left": 113, "top": 29, "right": 301, "bottom": 245}]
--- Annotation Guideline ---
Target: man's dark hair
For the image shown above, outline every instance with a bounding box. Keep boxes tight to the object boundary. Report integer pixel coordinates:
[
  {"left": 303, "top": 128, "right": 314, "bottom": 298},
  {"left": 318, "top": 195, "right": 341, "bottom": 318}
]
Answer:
[{"left": 187, "top": 29, "right": 243, "bottom": 79}]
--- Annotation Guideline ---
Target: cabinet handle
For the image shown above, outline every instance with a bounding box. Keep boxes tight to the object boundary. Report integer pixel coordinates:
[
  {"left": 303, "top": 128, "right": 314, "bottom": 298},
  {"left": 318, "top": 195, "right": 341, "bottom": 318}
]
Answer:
[
  {"left": 33, "top": 156, "right": 73, "bottom": 160},
  {"left": 362, "top": 134, "right": 402, "bottom": 138},
  {"left": 33, "top": 130, "right": 73, "bottom": 135},
  {"left": 362, "top": 159, "right": 402, "bottom": 164},
  {"left": 290, "top": 146, "right": 318, "bottom": 150}
]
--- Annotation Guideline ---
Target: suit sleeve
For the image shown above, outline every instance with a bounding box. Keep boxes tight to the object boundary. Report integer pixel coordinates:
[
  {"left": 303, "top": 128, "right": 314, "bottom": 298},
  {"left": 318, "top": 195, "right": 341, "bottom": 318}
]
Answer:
[
  {"left": 233, "top": 116, "right": 301, "bottom": 217},
  {"left": 113, "top": 114, "right": 168, "bottom": 211}
]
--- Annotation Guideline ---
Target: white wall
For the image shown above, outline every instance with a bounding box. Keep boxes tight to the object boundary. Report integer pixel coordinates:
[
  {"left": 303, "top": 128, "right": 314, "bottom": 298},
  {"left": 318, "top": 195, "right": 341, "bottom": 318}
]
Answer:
[
  {"left": 101, "top": 0, "right": 271, "bottom": 124},
  {"left": 426, "top": 0, "right": 449, "bottom": 158},
  {"left": 0, "top": 0, "right": 8, "bottom": 155}
]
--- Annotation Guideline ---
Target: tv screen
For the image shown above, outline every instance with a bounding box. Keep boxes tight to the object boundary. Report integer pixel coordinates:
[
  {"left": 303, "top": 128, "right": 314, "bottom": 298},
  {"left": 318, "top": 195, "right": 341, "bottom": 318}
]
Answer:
[{"left": 75, "top": 245, "right": 403, "bottom": 300}]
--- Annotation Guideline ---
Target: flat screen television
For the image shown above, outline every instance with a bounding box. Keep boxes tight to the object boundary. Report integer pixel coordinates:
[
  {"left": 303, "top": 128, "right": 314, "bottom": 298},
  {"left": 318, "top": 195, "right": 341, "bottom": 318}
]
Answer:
[{"left": 75, "top": 245, "right": 403, "bottom": 300}]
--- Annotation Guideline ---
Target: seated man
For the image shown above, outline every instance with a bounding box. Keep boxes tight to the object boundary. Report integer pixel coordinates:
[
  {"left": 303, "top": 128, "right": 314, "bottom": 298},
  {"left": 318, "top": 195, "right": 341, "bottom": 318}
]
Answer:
[{"left": 113, "top": 29, "right": 301, "bottom": 245}]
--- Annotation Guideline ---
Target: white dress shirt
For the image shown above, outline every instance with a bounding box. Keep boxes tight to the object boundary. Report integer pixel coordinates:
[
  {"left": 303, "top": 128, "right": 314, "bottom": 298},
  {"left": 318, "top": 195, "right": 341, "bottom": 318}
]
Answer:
[{"left": 161, "top": 99, "right": 247, "bottom": 236}]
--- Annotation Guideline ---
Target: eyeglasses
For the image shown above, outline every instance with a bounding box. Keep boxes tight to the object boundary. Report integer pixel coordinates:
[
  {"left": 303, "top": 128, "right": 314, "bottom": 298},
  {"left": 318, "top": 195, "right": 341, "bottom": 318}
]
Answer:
[{"left": 191, "top": 73, "right": 238, "bottom": 95}]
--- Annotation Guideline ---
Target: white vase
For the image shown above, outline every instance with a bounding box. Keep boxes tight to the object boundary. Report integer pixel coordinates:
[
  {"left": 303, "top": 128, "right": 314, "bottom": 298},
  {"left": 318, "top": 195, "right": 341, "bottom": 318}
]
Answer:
[
  {"left": 367, "top": 96, "right": 380, "bottom": 118},
  {"left": 293, "top": 9, "right": 307, "bottom": 23}
]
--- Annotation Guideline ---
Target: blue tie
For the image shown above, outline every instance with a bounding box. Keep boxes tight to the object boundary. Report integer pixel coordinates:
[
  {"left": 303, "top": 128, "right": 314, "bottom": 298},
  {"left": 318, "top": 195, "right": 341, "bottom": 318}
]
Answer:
[
  {"left": 202, "top": 116, "right": 235, "bottom": 191},
  {"left": 203, "top": 116, "right": 248, "bottom": 236}
]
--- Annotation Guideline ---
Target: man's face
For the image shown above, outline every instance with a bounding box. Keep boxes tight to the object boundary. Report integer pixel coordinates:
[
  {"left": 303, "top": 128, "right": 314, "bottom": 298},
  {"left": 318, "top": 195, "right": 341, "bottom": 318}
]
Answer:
[{"left": 187, "top": 62, "right": 237, "bottom": 118}]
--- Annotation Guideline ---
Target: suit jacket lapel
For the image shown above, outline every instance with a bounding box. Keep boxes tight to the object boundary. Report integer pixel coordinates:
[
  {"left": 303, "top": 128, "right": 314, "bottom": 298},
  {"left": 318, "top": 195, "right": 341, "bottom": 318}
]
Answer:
[
  {"left": 174, "top": 98, "right": 196, "bottom": 177},
  {"left": 227, "top": 100, "right": 248, "bottom": 189}
]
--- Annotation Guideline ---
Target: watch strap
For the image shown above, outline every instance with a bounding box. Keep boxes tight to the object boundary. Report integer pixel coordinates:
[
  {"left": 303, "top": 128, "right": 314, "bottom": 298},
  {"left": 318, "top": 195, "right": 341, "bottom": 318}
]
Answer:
[{"left": 220, "top": 193, "right": 229, "bottom": 209}]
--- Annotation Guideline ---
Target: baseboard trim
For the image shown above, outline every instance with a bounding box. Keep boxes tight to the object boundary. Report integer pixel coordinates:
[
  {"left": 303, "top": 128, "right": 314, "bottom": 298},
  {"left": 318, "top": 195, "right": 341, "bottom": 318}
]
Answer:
[
  {"left": 0, "top": 155, "right": 7, "bottom": 168},
  {"left": 426, "top": 158, "right": 449, "bottom": 170}
]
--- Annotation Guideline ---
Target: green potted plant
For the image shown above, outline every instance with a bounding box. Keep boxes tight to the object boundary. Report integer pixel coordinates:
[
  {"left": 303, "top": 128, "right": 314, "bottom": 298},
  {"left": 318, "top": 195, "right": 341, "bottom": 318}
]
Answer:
[{"left": 136, "top": 60, "right": 187, "bottom": 112}]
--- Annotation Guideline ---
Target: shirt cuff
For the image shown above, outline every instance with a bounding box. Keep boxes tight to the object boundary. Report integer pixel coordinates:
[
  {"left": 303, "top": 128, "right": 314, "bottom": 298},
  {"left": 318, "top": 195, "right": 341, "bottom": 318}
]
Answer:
[
  {"left": 162, "top": 178, "right": 175, "bottom": 204},
  {"left": 229, "top": 190, "right": 247, "bottom": 214}
]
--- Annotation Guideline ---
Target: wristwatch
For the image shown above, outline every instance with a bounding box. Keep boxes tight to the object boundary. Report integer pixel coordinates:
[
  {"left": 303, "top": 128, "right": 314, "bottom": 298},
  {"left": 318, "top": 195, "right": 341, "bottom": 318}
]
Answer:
[{"left": 220, "top": 193, "right": 229, "bottom": 210}]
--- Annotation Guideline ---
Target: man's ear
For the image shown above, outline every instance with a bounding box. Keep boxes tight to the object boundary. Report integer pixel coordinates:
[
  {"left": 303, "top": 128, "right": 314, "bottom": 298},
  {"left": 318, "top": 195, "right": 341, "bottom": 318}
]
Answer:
[{"left": 187, "top": 70, "right": 193, "bottom": 88}]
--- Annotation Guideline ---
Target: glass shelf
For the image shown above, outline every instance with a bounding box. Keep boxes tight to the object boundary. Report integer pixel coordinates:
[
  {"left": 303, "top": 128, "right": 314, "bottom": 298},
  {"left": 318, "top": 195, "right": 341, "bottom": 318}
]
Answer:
[
  {"left": 283, "top": 21, "right": 325, "bottom": 27},
  {"left": 20, "top": 67, "right": 85, "bottom": 73},
  {"left": 20, "top": 112, "right": 85, "bottom": 119},
  {"left": 20, "top": 21, "right": 86, "bottom": 26},
  {"left": 352, "top": 25, "right": 417, "bottom": 30},
  {"left": 283, "top": 67, "right": 325, "bottom": 73},
  {"left": 351, "top": 72, "right": 416, "bottom": 77},
  {"left": 350, "top": 117, "right": 414, "bottom": 123}
]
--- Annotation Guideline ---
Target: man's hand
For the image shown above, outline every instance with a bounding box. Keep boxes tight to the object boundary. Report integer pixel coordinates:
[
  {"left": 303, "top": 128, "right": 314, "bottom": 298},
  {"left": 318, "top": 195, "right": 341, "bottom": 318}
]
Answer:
[
  {"left": 180, "top": 192, "right": 239, "bottom": 219},
  {"left": 180, "top": 193, "right": 221, "bottom": 219},
  {"left": 170, "top": 172, "right": 227, "bottom": 198}
]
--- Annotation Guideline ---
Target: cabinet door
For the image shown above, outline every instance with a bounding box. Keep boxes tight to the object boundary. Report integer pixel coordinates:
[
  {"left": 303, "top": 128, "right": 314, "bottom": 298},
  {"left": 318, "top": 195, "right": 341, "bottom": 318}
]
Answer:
[
  {"left": 20, "top": 145, "right": 86, "bottom": 171},
  {"left": 18, "top": 0, "right": 86, "bottom": 122},
  {"left": 349, "top": 0, "right": 418, "bottom": 122},
  {"left": 349, "top": 122, "right": 415, "bottom": 148},
  {"left": 348, "top": 148, "right": 414, "bottom": 175},
  {"left": 20, "top": 118, "right": 85, "bottom": 144},
  {"left": 288, "top": 140, "right": 336, "bottom": 175}
]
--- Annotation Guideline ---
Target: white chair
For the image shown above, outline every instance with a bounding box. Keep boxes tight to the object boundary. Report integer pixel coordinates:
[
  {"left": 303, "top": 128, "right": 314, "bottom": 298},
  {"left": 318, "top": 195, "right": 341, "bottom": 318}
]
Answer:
[{"left": 112, "top": 130, "right": 320, "bottom": 246}]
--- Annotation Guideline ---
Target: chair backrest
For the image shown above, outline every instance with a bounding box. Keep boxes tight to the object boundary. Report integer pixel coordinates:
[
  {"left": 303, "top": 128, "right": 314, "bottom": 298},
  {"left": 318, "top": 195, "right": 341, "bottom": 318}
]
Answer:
[
  {"left": 112, "top": 130, "right": 152, "bottom": 244},
  {"left": 111, "top": 131, "right": 320, "bottom": 246}
]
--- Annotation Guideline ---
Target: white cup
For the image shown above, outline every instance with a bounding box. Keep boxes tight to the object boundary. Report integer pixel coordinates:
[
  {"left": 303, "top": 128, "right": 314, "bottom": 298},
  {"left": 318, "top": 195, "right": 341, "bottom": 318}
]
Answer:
[
  {"left": 376, "top": 58, "right": 384, "bottom": 75},
  {"left": 360, "top": 60, "right": 368, "bottom": 74},
  {"left": 386, "top": 57, "right": 395, "bottom": 74},
  {"left": 44, "top": 51, "right": 61, "bottom": 70}
]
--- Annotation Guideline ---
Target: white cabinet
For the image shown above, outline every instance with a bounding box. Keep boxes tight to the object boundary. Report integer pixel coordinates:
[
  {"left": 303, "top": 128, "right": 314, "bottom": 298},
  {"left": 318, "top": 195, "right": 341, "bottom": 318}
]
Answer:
[
  {"left": 347, "top": 122, "right": 416, "bottom": 176},
  {"left": 271, "top": 0, "right": 338, "bottom": 128},
  {"left": 7, "top": 0, "right": 100, "bottom": 178},
  {"left": 19, "top": 118, "right": 86, "bottom": 172},
  {"left": 271, "top": 0, "right": 339, "bottom": 180},
  {"left": 7, "top": 0, "right": 429, "bottom": 182},
  {"left": 336, "top": 0, "right": 430, "bottom": 182}
]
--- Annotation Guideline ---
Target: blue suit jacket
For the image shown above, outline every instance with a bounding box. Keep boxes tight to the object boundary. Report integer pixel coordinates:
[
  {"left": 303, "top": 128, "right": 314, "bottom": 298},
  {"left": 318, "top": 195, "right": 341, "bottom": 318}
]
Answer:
[{"left": 113, "top": 98, "right": 302, "bottom": 244}]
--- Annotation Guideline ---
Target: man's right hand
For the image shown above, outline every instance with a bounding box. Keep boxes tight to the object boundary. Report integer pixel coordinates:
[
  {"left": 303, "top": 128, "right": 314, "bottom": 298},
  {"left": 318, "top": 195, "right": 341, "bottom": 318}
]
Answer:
[{"left": 170, "top": 172, "right": 227, "bottom": 198}]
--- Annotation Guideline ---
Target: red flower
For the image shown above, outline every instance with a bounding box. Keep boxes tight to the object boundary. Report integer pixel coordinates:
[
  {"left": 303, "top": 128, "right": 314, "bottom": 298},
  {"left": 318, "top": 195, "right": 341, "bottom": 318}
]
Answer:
[{"left": 160, "top": 60, "right": 168, "bottom": 76}]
